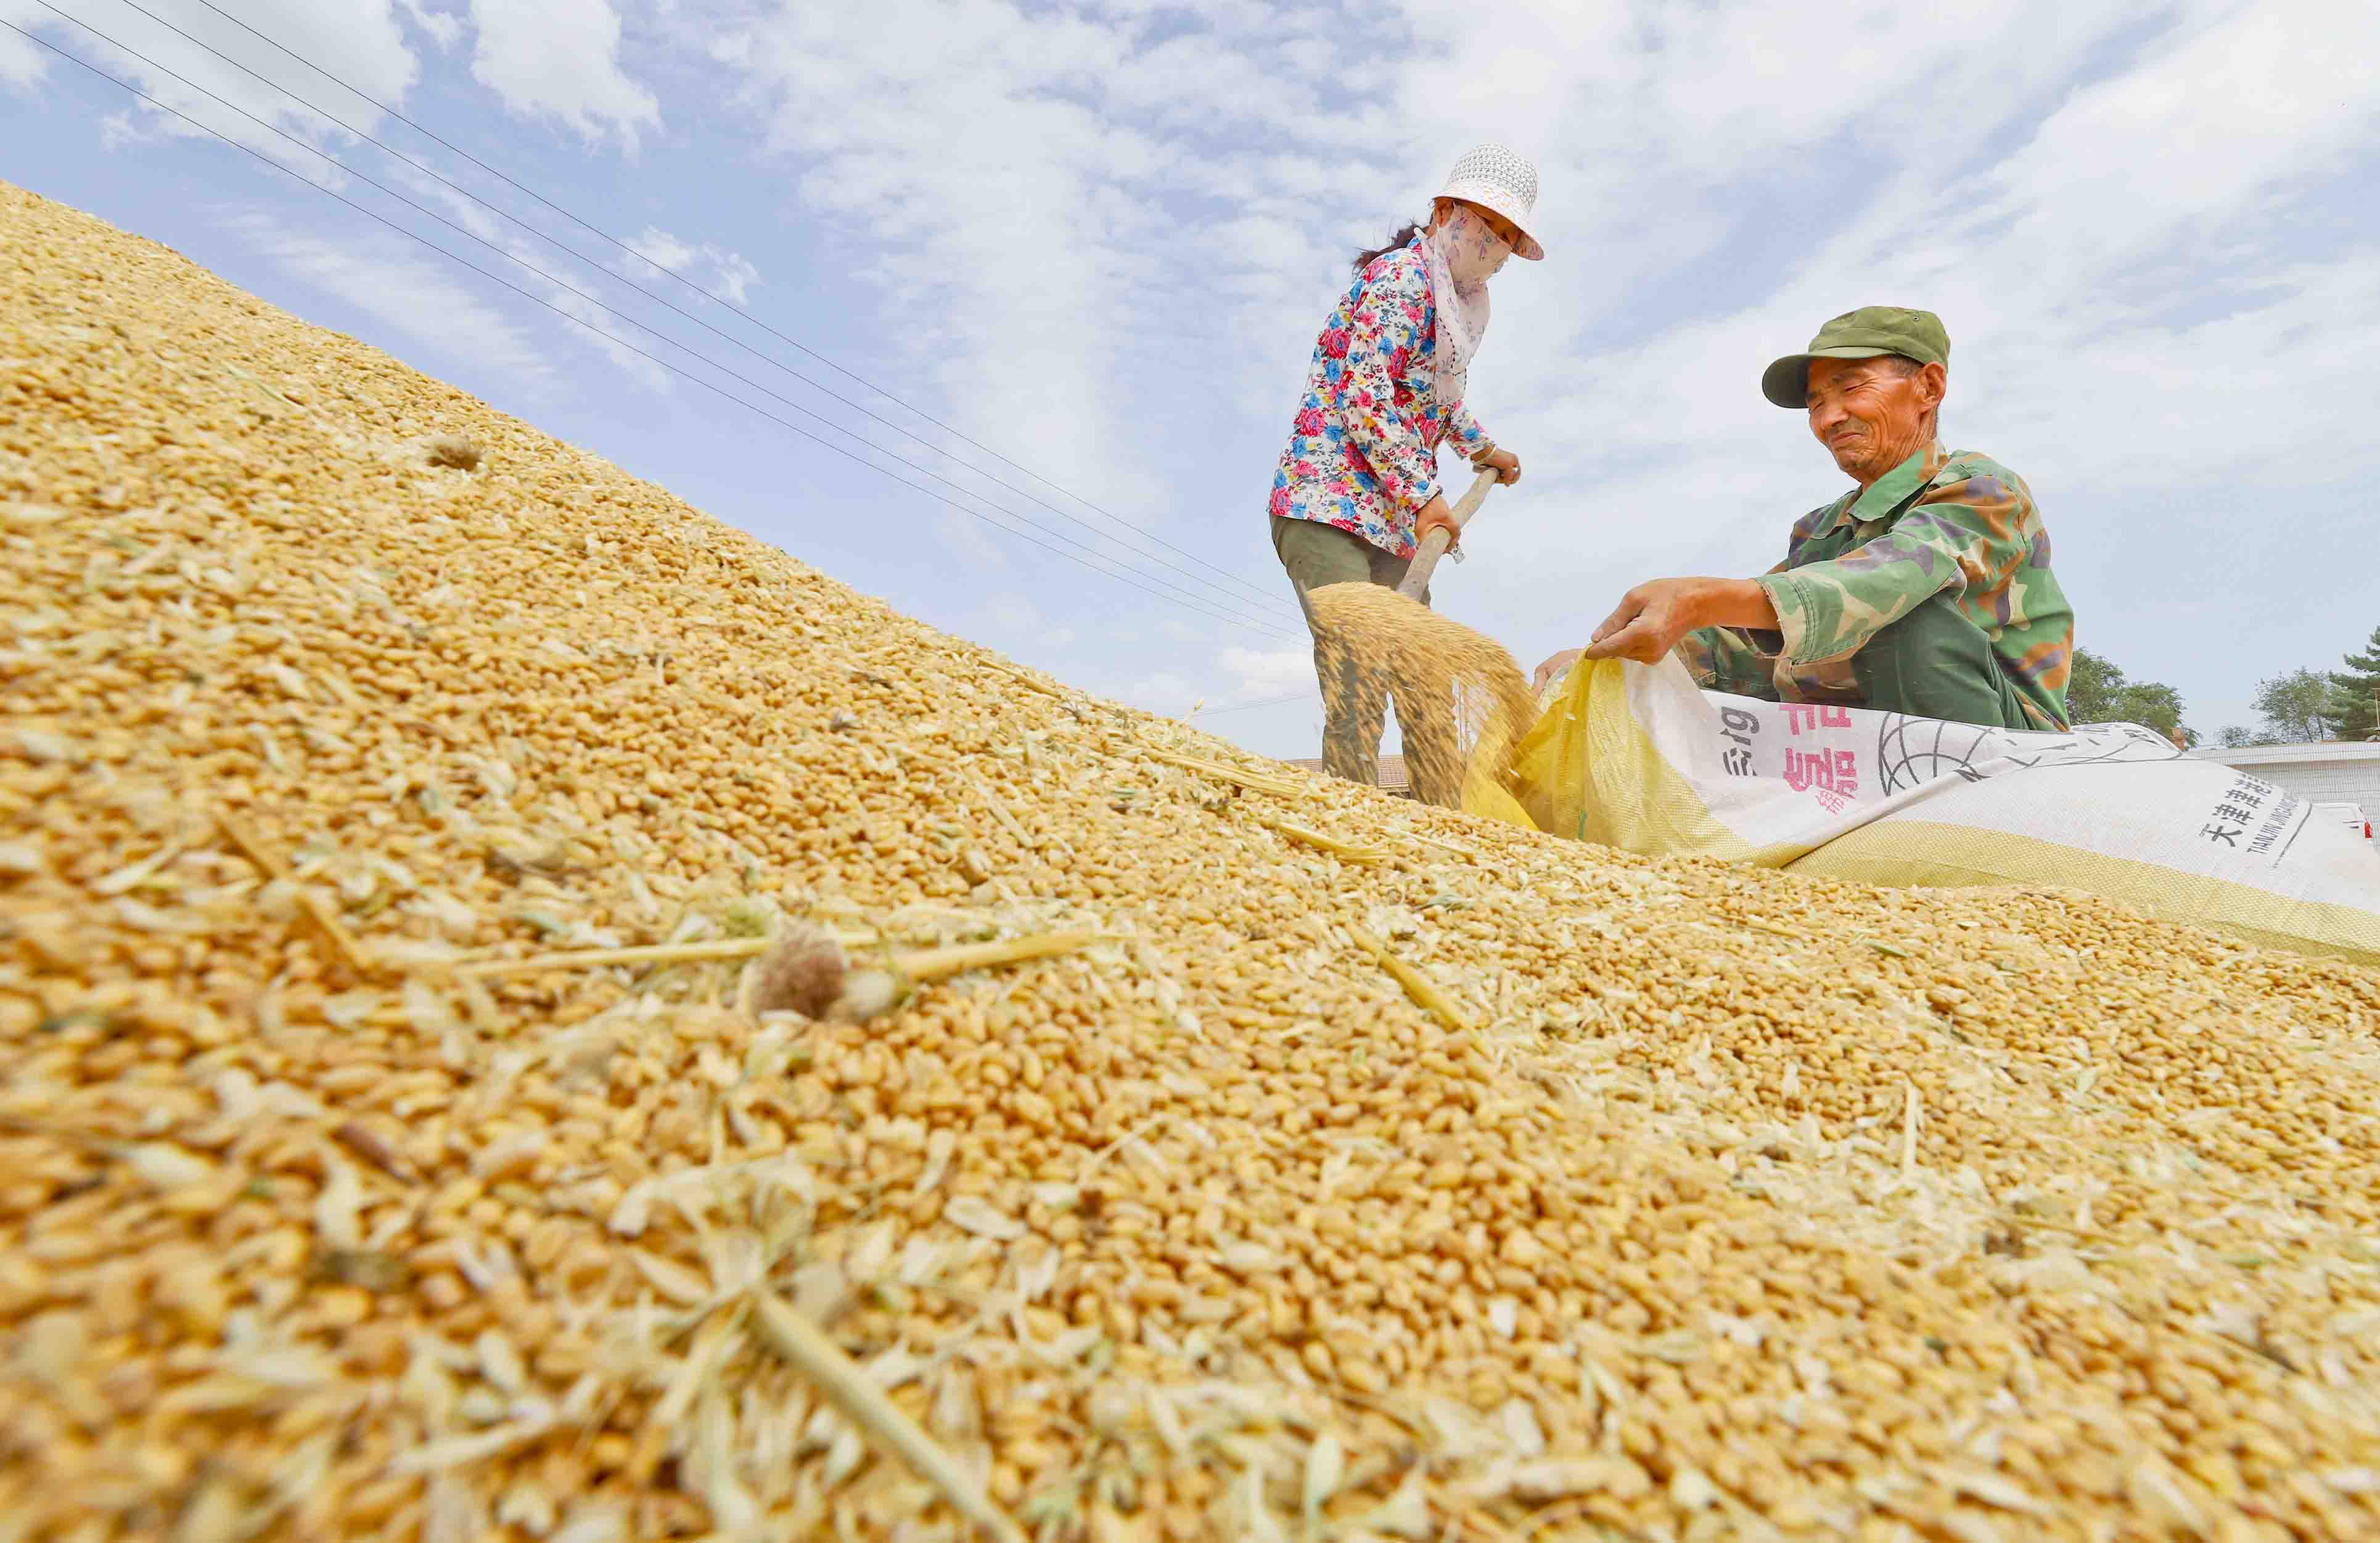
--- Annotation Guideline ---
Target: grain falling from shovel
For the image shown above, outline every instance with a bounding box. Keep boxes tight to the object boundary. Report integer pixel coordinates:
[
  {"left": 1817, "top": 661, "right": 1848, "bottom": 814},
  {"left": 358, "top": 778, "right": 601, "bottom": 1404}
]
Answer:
[{"left": 1302, "top": 583, "right": 1537, "bottom": 808}]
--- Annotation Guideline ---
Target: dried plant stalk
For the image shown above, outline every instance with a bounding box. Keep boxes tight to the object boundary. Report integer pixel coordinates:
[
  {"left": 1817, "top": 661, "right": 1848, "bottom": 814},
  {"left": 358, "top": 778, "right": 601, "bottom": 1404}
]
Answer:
[
  {"left": 894, "top": 931, "right": 1104, "bottom": 983},
  {"left": 216, "top": 811, "right": 375, "bottom": 977},
  {"left": 1262, "top": 819, "right": 1391, "bottom": 865},
  {"left": 461, "top": 936, "right": 774, "bottom": 980},
  {"left": 1350, "top": 926, "right": 1477, "bottom": 1033},
  {"left": 461, "top": 929, "right": 1099, "bottom": 984},
  {"left": 1139, "top": 747, "right": 1304, "bottom": 798},
  {"left": 750, "top": 1291, "right": 1025, "bottom": 1543}
]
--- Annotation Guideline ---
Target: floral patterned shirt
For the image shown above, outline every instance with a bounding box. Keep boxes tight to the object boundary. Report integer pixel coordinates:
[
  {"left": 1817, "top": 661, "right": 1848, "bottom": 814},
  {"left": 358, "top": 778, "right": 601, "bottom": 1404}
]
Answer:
[{"left": 1268, "top": 236, "right": 1492, "bottom": 560}]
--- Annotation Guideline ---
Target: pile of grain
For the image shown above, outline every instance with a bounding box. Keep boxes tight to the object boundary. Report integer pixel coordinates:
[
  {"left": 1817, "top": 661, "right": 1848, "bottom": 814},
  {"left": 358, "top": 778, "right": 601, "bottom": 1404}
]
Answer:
[{"left": 6, "top": 178, "right": 2380, "bottom": 1542}]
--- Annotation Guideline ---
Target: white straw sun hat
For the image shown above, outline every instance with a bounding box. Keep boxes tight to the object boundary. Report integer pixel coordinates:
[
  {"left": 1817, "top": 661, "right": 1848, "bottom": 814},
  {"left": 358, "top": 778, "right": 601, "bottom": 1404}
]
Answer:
[{"left": 1437, "top": 143, "right": 1545, "bottom": 261}]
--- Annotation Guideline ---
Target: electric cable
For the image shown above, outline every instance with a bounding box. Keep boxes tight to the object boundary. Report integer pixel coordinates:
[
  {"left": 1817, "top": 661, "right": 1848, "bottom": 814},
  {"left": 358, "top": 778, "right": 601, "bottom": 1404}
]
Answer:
[
  {"left": 31, "top": 1, "right": 1298, "bottom": 637},
  {"left": 4, "top": 18, "right": 1303, "bottom": 641},
  {"left": 163, "top": 0, "right": 1301, "bottom": 616}
]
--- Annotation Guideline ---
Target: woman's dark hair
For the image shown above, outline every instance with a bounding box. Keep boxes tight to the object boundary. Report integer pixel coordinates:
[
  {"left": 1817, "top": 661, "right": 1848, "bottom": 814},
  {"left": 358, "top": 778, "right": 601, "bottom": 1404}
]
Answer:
[{"left": 1352, "top": 221, "right": 1423, "bottom": 276}]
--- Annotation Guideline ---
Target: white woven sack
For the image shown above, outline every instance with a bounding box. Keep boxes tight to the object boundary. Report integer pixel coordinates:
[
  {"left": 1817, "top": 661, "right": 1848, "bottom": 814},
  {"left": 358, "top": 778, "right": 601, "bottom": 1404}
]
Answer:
[{"left": 1596, "top": 655, "right": 2380, "bottom": 964}]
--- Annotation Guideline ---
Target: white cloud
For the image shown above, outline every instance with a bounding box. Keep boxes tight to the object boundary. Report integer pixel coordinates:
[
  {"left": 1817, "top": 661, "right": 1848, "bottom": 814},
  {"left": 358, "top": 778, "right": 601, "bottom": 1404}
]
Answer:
[
  {"left": 934, "top": 508, "right": 1007, "bottom": 572},
  {"left": 974, "top": 593, "right": 1076, "bottom": 649},
  {"left": 1482, "top": 2, "right": 2380, "bottom": 529},
  {"left": 983, "top": 594, "right": 1039, "bottom": 635},
  {"left": 700, "top": 0, "right": 1377, "bottom": 524},
  {"left": 398, "top": 0, "right": 462, "bottom": 51},
  {"left": 625, "top": 225, "right": 760, "bottom": 305},
  {"left": 692, "top": 0, "right": 2318, "bottom": 661},
  {"left": 1217, "top": 644, "right": 1315, "bottom": 703},
  {"left": 1124, "top": 670, "right": 1199, "bottom": 713},
  {"left": 11, "top": 0, "right": 683, "bottom": 404},
  {"left": 0, "top": 1, "right": 49, "bottom": 91},
  {"left": 1121, "top": 637, "right": 1318, "bottom": 717},
  {"left": 1318, "top": 0, "right": 2380, "bottom": 731},
  {"left": 20, "top": 0, "right": 2366, "bottom": 766},
  {"left": 545, "top": 285, "right": 672, "bottom": 391},
  {"left": 467, "top": 0, "right": 657, "bottom": 149},
  {"left": 627, "top": 226, "right": 694, "bottom": 269},
  {"left": 372, "top": 152, "right": 689, "bottom": 390},
  {"left": 9, "top": 0, "right": 418, "bottom": 172},
  {"left": 1975, "top": 5, "right": 2379, "bottom": 277},
  {"left": 224, "top": 206, "right": 554, "bottom": 387},
  {"left": 384, "top": 154, "right": 505, "bottom": 242}
]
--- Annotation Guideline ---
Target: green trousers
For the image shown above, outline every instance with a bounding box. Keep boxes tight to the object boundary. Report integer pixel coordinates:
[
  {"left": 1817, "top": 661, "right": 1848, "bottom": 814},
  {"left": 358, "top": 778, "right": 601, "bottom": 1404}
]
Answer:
[
  {"left": 1271, "top": 516, "right": 1436, "bottom": 787},
  {"left": 1685, "top": 590, "right": 2033, "bottom": 729}
]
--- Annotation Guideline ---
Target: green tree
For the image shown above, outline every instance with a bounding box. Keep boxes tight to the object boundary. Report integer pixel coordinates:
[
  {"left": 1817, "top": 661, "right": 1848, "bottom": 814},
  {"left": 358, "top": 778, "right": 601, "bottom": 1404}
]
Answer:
[
  {"left": 2327, "top": 623, "right": 2380, "bottom": 742},
  {"left": 2064, "top": 650, "right": 2124, "bottom": 721},
  {"left": 2065, "top": 647, "right": 2198, "bottom": 747},
  {"left": 2249, "top": 668, "right": 2340, "bottom": 745}
]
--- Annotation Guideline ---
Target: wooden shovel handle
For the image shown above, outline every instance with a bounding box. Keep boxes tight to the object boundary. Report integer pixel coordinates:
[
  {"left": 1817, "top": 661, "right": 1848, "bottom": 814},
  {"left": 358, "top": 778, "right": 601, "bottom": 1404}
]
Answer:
[{"left": 1395, "top": 466, "right": 1501, "bottom": 602}]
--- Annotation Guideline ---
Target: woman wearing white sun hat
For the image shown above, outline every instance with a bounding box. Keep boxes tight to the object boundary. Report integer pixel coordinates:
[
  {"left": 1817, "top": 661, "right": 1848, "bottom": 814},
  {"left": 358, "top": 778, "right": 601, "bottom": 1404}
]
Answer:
[{"left": 1268, "top": 142, "right": 1543, "bottom": 786}]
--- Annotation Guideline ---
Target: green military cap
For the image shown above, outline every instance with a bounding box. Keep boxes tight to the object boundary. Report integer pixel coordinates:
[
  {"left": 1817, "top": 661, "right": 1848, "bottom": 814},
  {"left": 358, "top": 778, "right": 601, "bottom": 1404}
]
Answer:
[{"left": 1761, "top": 306, "right": 1950, "bottom": 409}]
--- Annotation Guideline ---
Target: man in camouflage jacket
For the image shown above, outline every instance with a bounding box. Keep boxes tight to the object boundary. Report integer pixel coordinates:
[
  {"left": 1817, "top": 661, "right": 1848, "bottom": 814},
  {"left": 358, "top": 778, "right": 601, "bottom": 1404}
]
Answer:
[{"left": 1535, "top": 308, "right": 2074, "bottom": 731}]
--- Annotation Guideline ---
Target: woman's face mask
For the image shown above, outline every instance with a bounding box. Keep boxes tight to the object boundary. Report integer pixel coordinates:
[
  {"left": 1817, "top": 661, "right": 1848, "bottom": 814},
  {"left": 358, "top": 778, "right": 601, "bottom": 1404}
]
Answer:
[{"left": 1440, "top": 202, "right": 1513, "bottom": 283}]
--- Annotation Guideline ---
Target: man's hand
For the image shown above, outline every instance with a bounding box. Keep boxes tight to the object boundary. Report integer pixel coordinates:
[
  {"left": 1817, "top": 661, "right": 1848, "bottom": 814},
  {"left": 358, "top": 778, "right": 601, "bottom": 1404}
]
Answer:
[
  {"left": 1532, "top": 647, "right": 1583, "bottom": 692},
  {"left": 1583, "top": 578, "right": 1778, "bottom": 666},
  {"left": 1474, "top": 445, "right": 1522, "bottom": 486}
]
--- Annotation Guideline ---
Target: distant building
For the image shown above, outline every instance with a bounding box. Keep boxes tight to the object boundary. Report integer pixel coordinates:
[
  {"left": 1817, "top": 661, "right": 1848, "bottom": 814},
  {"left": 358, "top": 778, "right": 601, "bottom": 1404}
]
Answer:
[
  {"left": 1289, "top": 754, "right": 1411, "bottom": 796},
  {"left": 2194, "top": 741, "right": 2380, "bottom": 820}
]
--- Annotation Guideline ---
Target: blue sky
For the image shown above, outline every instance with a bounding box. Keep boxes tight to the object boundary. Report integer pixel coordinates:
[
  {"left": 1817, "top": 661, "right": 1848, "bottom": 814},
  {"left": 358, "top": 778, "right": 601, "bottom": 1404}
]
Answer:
[{"left": 5, "top": 0, "right": 2376, "bottom": 758}]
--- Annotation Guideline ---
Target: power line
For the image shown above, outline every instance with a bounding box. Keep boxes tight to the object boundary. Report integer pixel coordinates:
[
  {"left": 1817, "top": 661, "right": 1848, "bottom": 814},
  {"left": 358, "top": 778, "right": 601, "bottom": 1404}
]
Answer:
[
  {"left": 27, "top": 12, "right": 1297, "bottom": 644},
  {"left": 31, "top": 2, "right": 1300, "bottom": 639},
  {"left": 104, "top": 0, "right": 1301, "bottom": 627},
  {"left": 166, "top": 0, "right": 1300, "bottom": 618},
  {"left": 5, "top": 19, "right": 1298, "bottom": 640}
]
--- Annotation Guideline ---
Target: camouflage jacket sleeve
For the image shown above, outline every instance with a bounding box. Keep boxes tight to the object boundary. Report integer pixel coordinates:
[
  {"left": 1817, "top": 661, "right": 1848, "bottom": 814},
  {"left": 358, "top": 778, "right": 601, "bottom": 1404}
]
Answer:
[
  {"left": 1755, "top": 469, "right": 2032, "bottom": 666},
  {"left": 1676, "top": 626, "right": 1781, "bottom": 698},
  {"left": 1675, "top": 532, "right": 1805, "bottom": 694}
]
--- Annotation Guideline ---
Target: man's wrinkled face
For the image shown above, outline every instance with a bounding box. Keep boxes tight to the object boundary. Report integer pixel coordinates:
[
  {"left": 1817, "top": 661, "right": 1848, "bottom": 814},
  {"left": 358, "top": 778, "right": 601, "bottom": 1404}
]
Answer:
[{"left": 1805, "top": 355, "right": 1943, "bottom": 484}]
